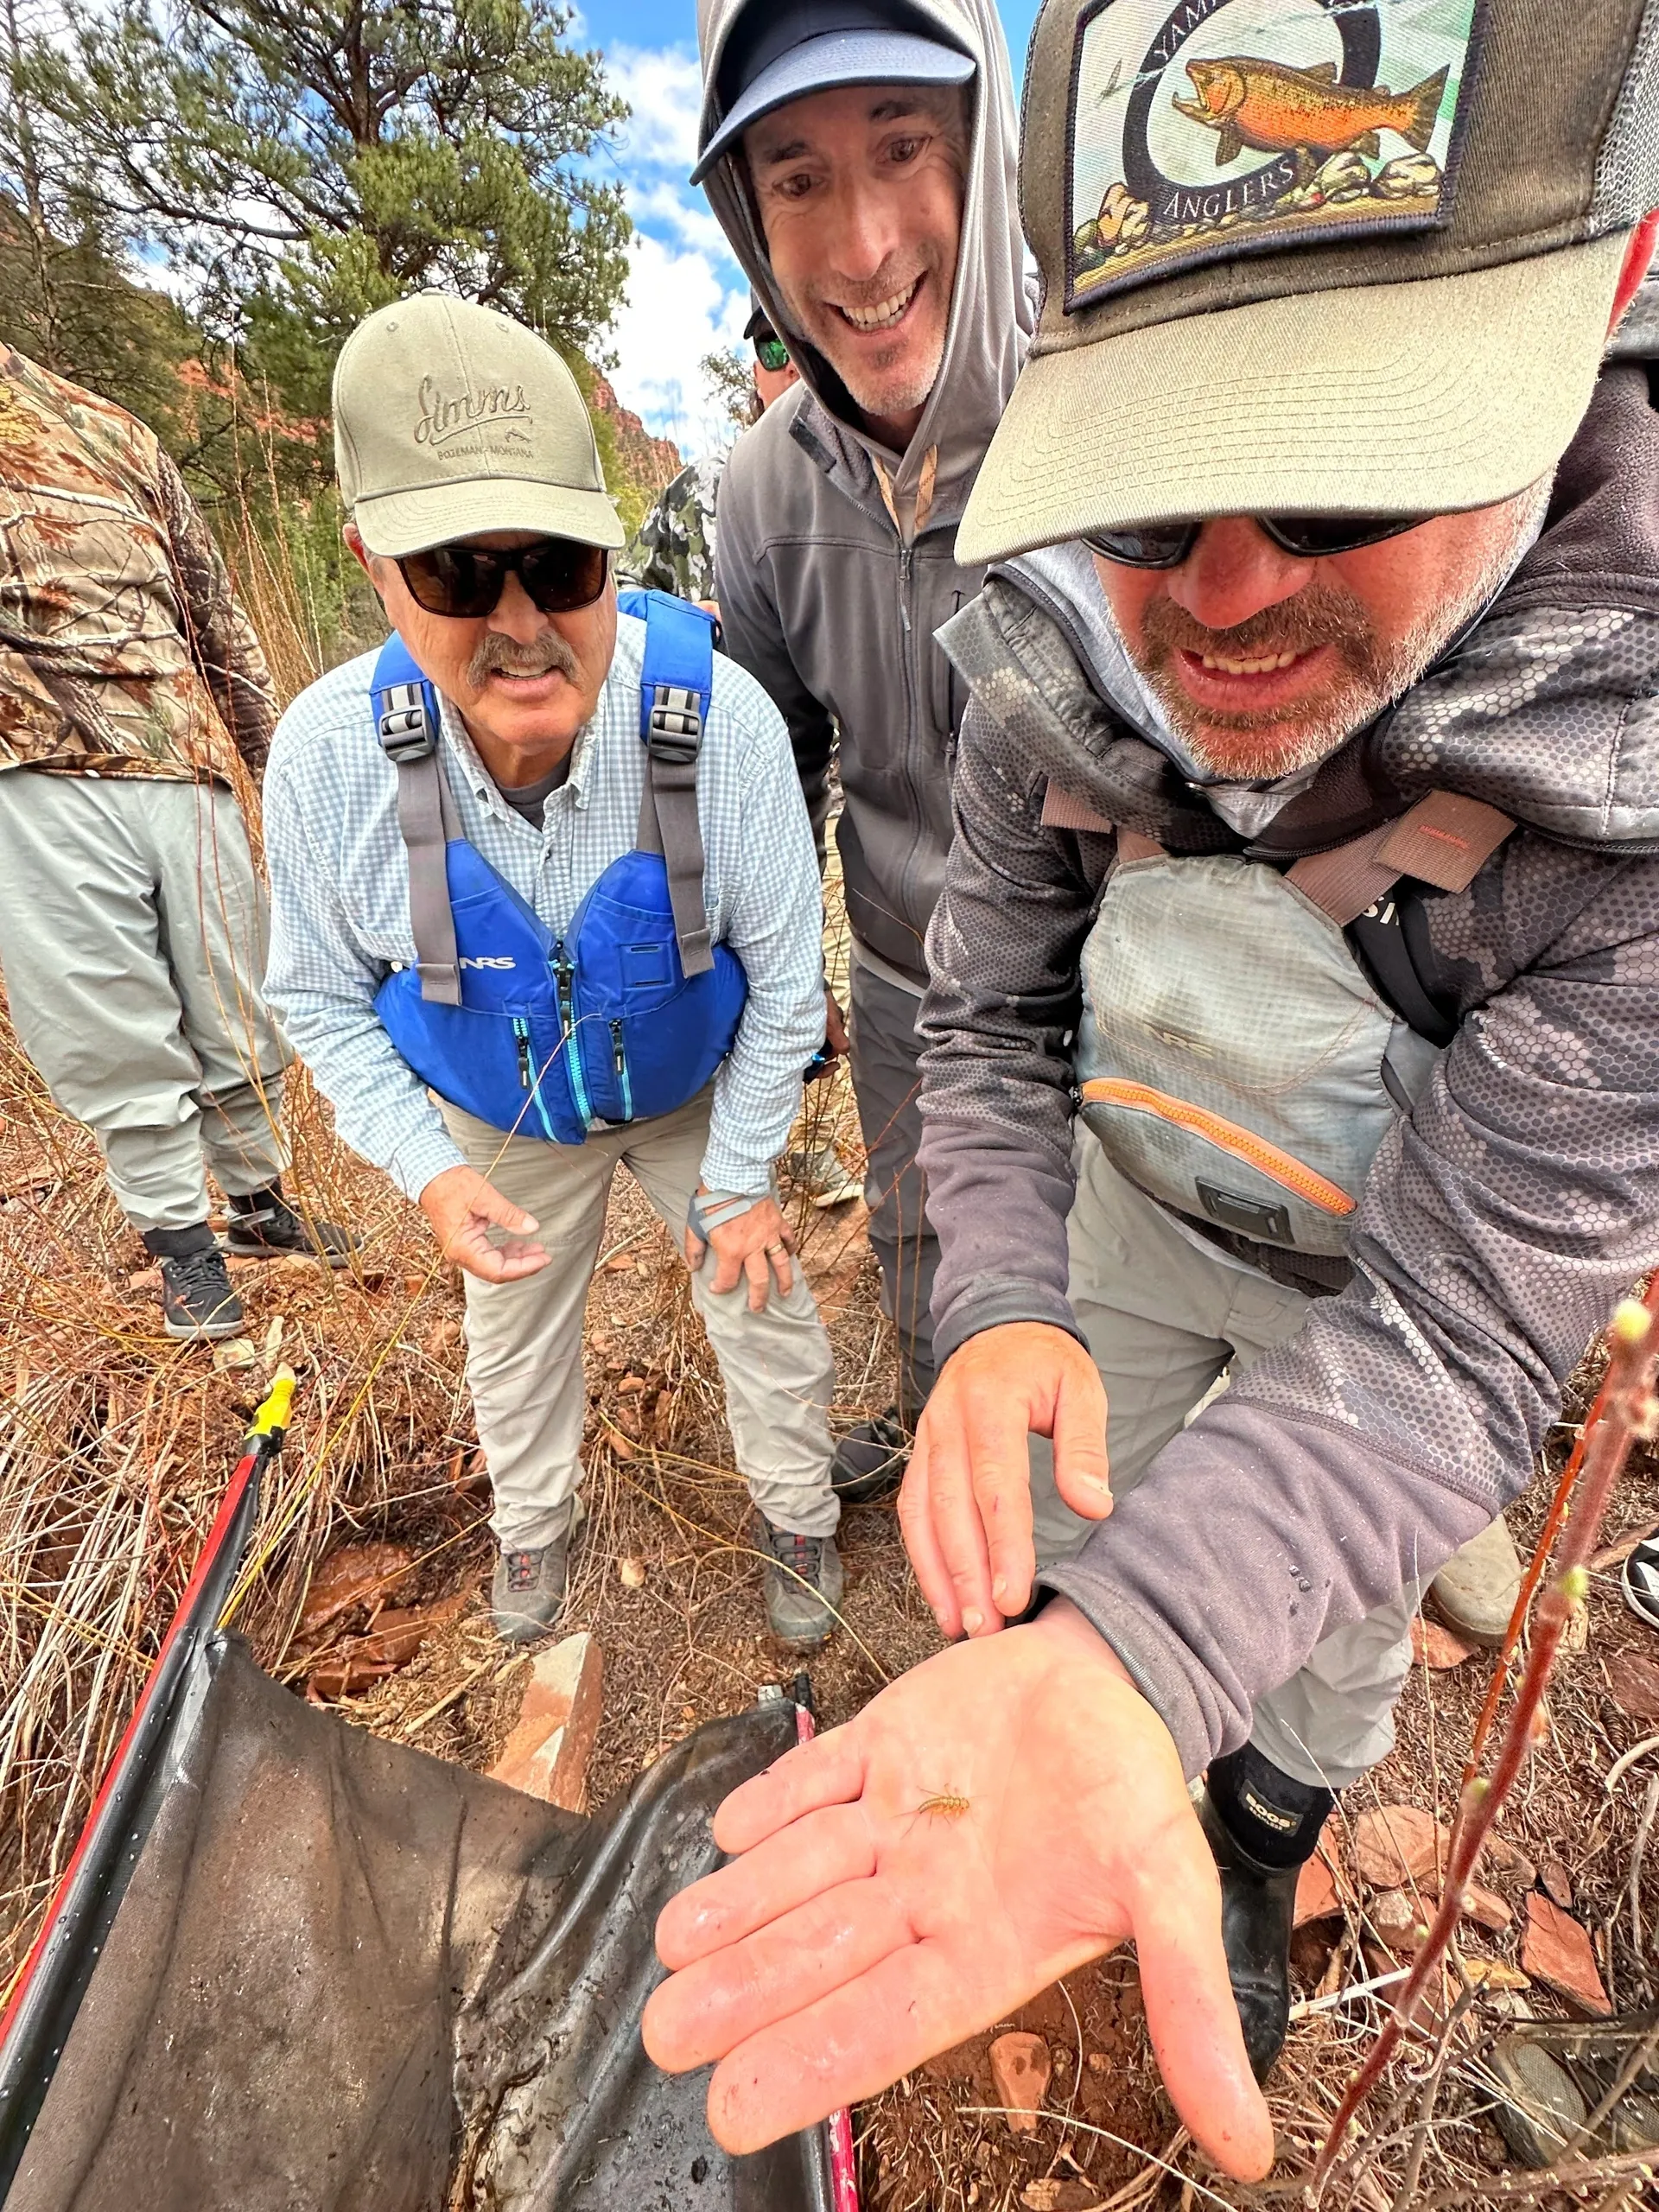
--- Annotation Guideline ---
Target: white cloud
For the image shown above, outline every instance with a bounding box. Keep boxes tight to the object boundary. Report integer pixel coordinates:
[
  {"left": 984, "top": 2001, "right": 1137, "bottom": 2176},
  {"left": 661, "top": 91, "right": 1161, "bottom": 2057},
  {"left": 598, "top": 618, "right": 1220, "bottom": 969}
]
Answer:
[
  {"left": 607, "top": 226, "right": 751, "bottom": 462},
  {"left": 605, "top": 42, "right": 705, "bottom": 170},
  {"left": 629, "top": 178, "right": 733, "bottom": 263}
]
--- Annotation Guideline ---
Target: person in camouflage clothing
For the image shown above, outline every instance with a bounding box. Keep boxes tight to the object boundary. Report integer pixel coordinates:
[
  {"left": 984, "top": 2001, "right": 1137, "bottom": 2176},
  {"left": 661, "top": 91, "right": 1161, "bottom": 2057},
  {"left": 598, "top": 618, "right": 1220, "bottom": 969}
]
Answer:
[
  {"left": 621, "top": 299, "right": 800, "bottom": 608},
  {"left": 0, "top": 347, "right": 352, "bottom": 1339}
]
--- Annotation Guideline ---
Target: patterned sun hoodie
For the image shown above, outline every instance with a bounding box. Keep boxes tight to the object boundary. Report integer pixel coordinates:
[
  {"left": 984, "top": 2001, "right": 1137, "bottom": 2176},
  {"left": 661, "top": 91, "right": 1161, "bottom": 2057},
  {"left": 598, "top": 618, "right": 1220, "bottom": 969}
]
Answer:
[
  {"left": 621, "top": 455, "right": 727, "bottom": 606},
  {"left": 0, "top": 347, "right": 276, "bottom": 785},
  {"left": 918, "top": 364, "right": 1659, "bottom": 1779}
]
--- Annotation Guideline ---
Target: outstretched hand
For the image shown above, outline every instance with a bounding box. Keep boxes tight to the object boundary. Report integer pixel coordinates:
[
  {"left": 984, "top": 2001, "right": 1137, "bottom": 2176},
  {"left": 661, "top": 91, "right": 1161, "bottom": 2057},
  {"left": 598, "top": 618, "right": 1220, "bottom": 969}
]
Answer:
[
  {"left": 901, "top": 1322, "right": 1113, "bottom": 1638},
  {"left": 643, "top": 1599, "right": 1273, "bottom": 2180}
]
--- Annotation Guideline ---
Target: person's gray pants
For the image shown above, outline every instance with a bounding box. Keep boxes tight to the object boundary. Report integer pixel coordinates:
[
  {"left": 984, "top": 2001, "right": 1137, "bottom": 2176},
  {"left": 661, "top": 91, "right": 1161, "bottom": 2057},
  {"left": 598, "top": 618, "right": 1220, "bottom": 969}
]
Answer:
[
  {"left": 0, "top": 770, "right": 289, "bottom": 1230},
  {"left": 847, "top": 957, "right": 939, "bottom": 1419},
  {"left": 1032, "top": 1131, "right": 1422, "bottom": 1791}
]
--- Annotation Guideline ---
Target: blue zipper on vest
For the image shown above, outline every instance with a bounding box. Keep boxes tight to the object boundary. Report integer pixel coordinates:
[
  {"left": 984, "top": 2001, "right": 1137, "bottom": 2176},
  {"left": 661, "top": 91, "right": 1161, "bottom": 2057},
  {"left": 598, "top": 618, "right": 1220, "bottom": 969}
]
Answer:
[
  {"left": 610, "top": 1020, "right": 633, "bottom": 1121},
  {"left": 512, "top": 1016, "right": 558, "bottom": 1141},
  {"left": 553, "top": 943, "right": 593, "bottom": 1125}
]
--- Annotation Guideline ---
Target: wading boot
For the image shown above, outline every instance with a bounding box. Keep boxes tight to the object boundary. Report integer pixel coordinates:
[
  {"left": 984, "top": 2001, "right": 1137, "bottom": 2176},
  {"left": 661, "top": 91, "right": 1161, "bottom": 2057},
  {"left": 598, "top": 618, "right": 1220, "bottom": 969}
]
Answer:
[
  {"left": 144, "top": 1223, "right": 245, "bottom": 1342},
  {"left": 1201, "top": 1744, "right": 1337, "bottom": 2082},
  {"left": 226, "top": 1183, "right": 359, "bottom": 1267}
]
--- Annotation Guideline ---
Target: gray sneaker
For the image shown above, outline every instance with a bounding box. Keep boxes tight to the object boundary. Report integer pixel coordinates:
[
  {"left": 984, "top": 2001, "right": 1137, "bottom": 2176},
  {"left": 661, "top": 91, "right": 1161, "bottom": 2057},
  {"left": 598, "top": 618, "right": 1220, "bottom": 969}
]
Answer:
[
  {"left": 782, "top": 1143, "right": 862, "bottom": 1209},
  {"left": 759, "top": 1517, "right": 844, "bottom": 1648},
  {"left": 491, "top": 1499, "right": 587, "bottom": 1645}
]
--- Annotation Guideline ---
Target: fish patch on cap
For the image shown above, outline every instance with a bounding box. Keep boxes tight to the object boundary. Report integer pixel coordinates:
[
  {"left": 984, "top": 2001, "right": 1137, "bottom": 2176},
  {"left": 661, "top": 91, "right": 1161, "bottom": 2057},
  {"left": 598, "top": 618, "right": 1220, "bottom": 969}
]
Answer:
[{"left": 1065, "top": 0, "right": 1483, "bottom": 309}]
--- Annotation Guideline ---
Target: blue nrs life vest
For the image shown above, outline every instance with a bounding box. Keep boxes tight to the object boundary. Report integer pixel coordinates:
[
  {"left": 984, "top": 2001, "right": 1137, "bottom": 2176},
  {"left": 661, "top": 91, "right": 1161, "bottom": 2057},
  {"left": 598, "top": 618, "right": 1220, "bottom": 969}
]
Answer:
[{"left": 371, "top": 589, "right": 747, "bottom": 1144}]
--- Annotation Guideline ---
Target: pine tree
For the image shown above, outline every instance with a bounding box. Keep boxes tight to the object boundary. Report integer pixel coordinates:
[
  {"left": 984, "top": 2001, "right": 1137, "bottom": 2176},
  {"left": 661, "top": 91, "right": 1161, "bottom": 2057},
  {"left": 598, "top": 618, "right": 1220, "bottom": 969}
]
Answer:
[{"left": 24, "top": 0, "right": 632, "bottom": 415}]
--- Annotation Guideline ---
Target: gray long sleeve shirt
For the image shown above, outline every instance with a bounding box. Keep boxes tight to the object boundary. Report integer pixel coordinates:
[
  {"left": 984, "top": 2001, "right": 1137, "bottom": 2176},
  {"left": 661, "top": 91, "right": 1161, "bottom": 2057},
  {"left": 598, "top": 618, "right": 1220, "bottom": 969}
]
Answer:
[{"left": 917, "top": 368, "right": 1659, "bottom": 1777}]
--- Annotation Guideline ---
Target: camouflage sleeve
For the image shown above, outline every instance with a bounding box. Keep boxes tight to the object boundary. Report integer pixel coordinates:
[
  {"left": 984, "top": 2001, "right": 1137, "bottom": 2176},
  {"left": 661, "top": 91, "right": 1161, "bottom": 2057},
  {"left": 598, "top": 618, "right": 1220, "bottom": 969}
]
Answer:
[
  {"left": 159, "top": 453, "right": 278, "bottom": 774},
  {"left": 621, "top": 466, "right": 717, "bottom": 603}
]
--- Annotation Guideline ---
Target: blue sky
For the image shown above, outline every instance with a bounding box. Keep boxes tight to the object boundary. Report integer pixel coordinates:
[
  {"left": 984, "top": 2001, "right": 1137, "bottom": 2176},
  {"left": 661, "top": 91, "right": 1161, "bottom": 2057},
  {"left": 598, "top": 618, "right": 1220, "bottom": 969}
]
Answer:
[{"left": 583, "top": 0, "right": 1040, "bottom": 460}]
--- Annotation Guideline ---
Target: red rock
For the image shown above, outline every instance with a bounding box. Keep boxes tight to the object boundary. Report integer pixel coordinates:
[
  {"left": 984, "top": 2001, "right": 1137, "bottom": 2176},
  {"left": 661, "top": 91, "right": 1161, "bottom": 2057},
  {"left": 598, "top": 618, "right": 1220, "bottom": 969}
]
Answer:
[
  {"left": 1294, "top": 1851, "right": 1341, "bottom": 1927},
  {"left": 490, "top": 1631, "right": 603, "bottom": 1812},
  {"left": 988, "top": 2031, "right": 1051, "bottom": 2133},
  {"left": 1351, "top": 1803, "right": 1449, "bottom": 1891},
  {"left": 1483, "top": 1834, "right": 1540, "bottom": 1889},
  {"left": 1461, "top": 1881, "right": 1513, "bottom": 1934},
  {"left": 1521, "top": 1894, "right": 1611, "bottom": 2016},
  {"left": 1370, "top": 1889, "right": 1433, "bottom": 1955},
  {"left": 297, "top": 1541, "right": 417, "bottom": 1637},
  {"left": 1411, "top": 1616, "right": 1478, "bottom": 1669},
  {"left": 1606, "top": 1651, "right": 1659, "bottom": 1721},
  {"left": 1541, "top": 1859, "right": 1574, "bottom": 1910}
]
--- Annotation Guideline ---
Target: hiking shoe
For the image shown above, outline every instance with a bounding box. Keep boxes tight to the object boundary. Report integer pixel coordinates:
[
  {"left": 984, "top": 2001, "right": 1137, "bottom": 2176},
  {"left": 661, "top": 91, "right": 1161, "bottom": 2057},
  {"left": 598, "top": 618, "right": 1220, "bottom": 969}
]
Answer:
[
  {"left": 144, "top": 1224, "right": 245, "bottom": 1341},
  {"left": 226, "top": 1185, "right": 358, "bottom": 1267},
  {"left": 1623, "top": 1539, "right": 1659, "bottom": 1630},
  {"left": 491, "top": 1499, "right": 587, "bottom": 1645},
  {"left": 830, "top": 1406, "right": 909, "bottom": 1504},
  {"left": 1428, "top": 1513, "right": 1522, "bottom": 1649},
  {"left": 782, "top": 1143, "right": 862, "bottom": 1209},
  {"left": 760, "top": 1518, "right": 844, "bottom": 1648},
  {"left": 1197, "top": 1792, "right": 1300, "bottom": 2084}
]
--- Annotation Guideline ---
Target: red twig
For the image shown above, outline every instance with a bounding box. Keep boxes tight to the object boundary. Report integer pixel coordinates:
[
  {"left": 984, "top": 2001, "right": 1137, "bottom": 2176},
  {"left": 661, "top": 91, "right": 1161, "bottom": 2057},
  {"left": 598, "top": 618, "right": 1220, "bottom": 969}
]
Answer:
[
  {"left": 1457, "top": 1274, "right": 1659, "bottom": 1809},
  {"left": 1312, "top": 1295, "right": 1659, "bottom": 2196}
]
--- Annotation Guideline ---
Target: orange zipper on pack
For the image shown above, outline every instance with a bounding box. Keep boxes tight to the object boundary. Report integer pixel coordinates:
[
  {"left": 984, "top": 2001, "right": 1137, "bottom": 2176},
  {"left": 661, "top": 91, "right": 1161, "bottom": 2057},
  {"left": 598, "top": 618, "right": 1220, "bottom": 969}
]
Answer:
[{"left": 1079, "top": 1078, "right": 1357, "bottom": 1217}]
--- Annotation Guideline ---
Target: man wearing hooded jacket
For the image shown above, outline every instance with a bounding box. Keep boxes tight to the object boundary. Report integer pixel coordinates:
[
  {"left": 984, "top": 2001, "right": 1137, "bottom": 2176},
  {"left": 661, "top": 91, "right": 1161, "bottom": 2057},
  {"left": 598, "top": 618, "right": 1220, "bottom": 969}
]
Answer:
[
  {"left": 690, "top": 0, "right": 1033, "bottom": 1490},
  {"left": 643, "top": 0, "right": 1659, "bottom": 2172}
]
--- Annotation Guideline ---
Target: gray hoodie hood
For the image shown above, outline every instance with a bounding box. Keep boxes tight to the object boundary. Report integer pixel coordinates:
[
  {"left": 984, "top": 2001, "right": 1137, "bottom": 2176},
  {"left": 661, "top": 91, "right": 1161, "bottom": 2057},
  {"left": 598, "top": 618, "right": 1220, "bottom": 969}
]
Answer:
[{"left": 695, "top": 0, "right": 1033, "bottom": 510}]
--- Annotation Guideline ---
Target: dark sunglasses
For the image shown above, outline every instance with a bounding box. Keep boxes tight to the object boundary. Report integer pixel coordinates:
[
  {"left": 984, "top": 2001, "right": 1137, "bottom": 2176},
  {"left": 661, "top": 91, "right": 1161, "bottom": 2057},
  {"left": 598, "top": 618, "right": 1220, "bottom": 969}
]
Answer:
[
  {"left": 396, "top": 537, "right": 609, "bottom": 620},
  {"left": 1083, "top": 513, "right": 1428, "bottom": 569},
  {"left": 754, "top": 334, "right": 791, "bottom": 372}
]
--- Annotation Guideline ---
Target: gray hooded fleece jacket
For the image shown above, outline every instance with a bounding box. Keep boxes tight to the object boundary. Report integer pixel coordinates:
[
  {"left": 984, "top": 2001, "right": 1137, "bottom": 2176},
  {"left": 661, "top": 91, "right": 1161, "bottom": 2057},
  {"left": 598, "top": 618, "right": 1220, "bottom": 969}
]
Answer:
[
  {"left": 695, "top": 0, "right": 1033, "bottom": 984},
  {"left": 918, "top": 367, "right": 1659, "bottom": 1780}
]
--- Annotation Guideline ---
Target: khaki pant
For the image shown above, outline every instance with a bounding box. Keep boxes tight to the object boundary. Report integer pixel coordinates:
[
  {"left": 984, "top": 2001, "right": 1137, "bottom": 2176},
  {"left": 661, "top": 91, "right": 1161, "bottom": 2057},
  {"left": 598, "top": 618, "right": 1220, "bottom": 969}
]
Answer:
[
  {"left": 1033, "top": 1131, "right": 1422, "bottom": 1790},
  {"left": 0, "top": 771, "right": 288, "bottom": 1230},
  {"left": 442, "top": 1089, "right": 840, "bottom": 1551}
]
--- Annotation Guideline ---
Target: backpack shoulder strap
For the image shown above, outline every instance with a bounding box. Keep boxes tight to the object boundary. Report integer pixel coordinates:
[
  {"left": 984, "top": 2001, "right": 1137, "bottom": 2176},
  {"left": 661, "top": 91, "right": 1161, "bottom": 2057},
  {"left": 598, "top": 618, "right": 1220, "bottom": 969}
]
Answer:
[
  {"left": 1287, "top": 791, "right": 1515, "bottom": 927},
  {"left": 372, "top": 634, "right": 461, "bottom": 1007},
  {"left": 624, "top": 590, "right": 718, "bottom": 978}
]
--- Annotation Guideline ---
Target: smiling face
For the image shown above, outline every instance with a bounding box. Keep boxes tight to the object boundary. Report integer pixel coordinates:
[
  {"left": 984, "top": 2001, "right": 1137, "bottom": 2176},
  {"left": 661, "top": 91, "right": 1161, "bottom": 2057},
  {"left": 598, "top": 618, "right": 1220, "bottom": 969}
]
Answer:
[
  {"left": 744, "top": 82, "right": 969, "bottom": 451},
  {"left": 1090, "top": 480, "right": 1554, "bottom": 781},
  {"left": 347, "top": 524, "right": 616, "bottom": 788}
]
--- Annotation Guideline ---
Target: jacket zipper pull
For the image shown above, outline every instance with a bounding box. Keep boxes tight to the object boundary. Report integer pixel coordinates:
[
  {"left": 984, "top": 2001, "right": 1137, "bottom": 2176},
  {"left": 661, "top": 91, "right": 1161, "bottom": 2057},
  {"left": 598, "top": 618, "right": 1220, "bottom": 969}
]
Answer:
[
  {"left": 610, "top": 1019, "right": 626, "bottom": 1074},
  {"left": 514, "top": 1017, "right": 531, "bottom": 1089}
]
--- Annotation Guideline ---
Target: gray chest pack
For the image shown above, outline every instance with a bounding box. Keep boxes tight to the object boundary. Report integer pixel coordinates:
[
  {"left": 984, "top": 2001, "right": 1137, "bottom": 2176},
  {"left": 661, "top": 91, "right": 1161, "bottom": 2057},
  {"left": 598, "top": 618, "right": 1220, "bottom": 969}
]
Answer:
[{"left": 1044, "top": 785, "right": 1516, "bottom": 1257}]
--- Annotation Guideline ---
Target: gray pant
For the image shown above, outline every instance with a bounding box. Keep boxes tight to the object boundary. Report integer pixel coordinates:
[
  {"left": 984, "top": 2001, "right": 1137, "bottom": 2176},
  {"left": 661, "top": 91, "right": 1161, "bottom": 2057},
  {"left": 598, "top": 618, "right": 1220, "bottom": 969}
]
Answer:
[
  {"left": 847, "top": 957, "right": 938, "bottom": 1417},
  {"left": 442, "top": 1089, "right": 840, "bottom": 1552},
  {"left": 0, "top": 770, "right": 288, "bottom": 1230},
  {"left": 1033, "top": 1132, "right": 1418, "bottom": 1790}
]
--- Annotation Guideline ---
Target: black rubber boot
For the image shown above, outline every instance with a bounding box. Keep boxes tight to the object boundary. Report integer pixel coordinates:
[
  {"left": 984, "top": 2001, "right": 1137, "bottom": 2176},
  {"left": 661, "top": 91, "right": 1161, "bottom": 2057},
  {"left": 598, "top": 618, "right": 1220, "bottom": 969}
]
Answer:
[
  {"left": 1202, "top": 1744, "right": 1336, "bottom": 2083},
  {"left": 143, "top": 1222, "right": 245, "bottom": 1341},
  {"left": 830, "top": 1405, "right": 909, "bottom": 1504},
  {"left": 226, "top": 1183, "right": 358, "bottom": 1266}
]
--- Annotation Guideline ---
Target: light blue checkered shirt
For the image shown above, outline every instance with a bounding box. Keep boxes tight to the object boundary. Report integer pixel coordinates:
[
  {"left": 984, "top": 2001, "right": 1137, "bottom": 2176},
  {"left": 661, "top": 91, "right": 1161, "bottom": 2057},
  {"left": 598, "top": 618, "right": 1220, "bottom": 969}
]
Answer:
[{"left": 262, "top": 611, "right": 824, "bottom": 1199}]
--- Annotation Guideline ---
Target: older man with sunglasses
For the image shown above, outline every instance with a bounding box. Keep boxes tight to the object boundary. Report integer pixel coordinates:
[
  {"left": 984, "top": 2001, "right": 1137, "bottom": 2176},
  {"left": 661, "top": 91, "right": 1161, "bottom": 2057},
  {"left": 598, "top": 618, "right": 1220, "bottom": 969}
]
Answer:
[{"left": 263, "top": 294, "right": 843, "bottom": 1648}]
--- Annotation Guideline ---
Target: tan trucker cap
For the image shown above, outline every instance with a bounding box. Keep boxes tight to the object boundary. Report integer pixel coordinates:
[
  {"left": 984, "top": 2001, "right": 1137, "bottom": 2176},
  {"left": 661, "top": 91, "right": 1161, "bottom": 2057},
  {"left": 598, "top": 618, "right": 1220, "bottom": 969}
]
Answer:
[
  {"left": 333, "top": 293, "right": 626, "bottom": 556},
  {"left": 959, "top": 0, "right": 1659, "bottom": 564}
]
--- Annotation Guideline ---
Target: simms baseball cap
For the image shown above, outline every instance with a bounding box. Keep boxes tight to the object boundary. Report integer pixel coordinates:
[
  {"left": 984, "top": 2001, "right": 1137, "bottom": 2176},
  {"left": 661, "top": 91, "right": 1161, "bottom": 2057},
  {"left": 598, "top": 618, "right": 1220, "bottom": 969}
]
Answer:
[
  {"left": 958, "top": 0, "right": 1659, "bottom": 564},
  {"left": 691, "top": 0, "right": 974, "bottom": 185},
  {"left": 334, "top": 293, "right": 626, "bottom": 556}
]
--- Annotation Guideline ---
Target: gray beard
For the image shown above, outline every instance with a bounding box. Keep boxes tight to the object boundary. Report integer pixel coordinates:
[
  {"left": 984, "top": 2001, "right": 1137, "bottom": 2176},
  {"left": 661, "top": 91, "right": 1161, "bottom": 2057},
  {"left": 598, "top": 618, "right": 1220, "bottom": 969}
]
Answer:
[{"left": 1153, "top": 475, "right": 1556, "bottom": 784}]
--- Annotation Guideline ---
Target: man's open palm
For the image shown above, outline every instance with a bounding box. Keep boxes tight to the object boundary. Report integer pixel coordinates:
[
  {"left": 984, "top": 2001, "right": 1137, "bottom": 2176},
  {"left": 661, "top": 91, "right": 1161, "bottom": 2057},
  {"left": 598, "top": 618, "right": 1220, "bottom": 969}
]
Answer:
[{"left": 644, "top": 1604, "right": 1274, "bottom": 2180}]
